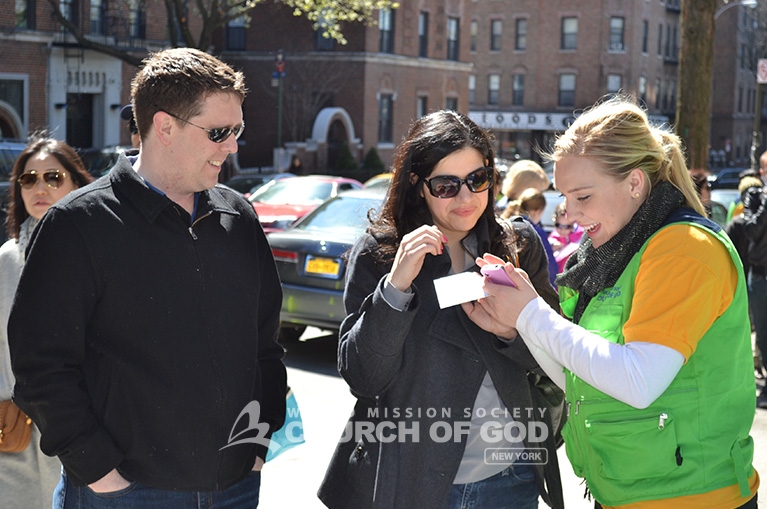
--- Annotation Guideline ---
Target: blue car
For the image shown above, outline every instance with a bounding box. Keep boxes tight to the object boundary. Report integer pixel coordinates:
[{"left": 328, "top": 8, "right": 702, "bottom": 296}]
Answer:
[{"left": 267, "top": 187, "right": 386, "bottom": 342}]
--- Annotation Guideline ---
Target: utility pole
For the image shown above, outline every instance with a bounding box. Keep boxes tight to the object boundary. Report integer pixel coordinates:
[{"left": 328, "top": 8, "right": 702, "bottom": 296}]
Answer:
[{"left": 274, "top": 49, "right": 286, "bottom": 149}]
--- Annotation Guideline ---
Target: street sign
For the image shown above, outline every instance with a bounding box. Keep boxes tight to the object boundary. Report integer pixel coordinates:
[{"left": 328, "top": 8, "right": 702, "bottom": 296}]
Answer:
[{"left": 758, "top": 59, "right": 767, "bottom": 84}]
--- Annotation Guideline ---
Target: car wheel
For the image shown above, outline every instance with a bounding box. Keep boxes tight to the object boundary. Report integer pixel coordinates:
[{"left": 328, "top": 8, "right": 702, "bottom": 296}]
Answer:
[{"left": 279, "top": 325, "right": 307, "bottom": 343}]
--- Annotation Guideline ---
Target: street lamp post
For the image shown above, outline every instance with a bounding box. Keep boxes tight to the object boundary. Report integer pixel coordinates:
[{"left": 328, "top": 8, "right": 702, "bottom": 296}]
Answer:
[
  {"left": 273, "top": 50, "right": 286, "bottom": 149},
  {"left": 714, "top": 0, "right": 757, "bottom": 20}
]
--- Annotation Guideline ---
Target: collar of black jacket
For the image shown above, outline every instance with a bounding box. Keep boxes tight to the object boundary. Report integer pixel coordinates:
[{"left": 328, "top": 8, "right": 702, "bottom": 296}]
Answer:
[{"left": 109, "top": 154, "right": 240, "bottom": 224}]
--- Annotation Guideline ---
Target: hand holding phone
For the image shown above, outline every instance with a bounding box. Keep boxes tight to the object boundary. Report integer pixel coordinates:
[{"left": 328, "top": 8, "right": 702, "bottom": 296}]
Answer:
[{"left": 480, "top": 264, "right": 517, "bottom": 288}]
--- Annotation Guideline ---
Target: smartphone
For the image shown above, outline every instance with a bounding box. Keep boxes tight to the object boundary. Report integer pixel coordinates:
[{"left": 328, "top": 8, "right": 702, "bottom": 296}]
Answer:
[{"left": 480, "top": 264, "right": 517, "bottom": 288}]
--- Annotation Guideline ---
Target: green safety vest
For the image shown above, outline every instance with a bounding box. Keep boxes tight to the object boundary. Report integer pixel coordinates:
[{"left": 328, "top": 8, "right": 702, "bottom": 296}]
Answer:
[{"left": 559, "top": 217, "right": 755, "bottom": 506}]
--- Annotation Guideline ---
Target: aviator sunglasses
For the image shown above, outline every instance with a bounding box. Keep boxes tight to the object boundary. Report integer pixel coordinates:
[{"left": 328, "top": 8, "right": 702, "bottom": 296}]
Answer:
[
  {"left": 17, "top": 170, "right": 68, "bottom": 190},
  {"left": 162, "top": 110, "right": 245, "bottom": 143},
  {"left": 422, "top": 167, "right": 494, "bottom": 199}
]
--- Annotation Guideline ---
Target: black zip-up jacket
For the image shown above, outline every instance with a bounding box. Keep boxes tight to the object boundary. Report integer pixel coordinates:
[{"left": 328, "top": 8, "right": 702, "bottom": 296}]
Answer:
[{"left": 8, "top": 156, "right": 286, "bottom": 490}]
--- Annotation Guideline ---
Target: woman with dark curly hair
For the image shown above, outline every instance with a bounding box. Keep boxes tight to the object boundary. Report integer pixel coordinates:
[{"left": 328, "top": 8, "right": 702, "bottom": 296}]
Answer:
[
  {"left": 319, "top": 110, "right": 563, "bottom": 509},
  {"left": 0, "top": 136, "right": 92, "bottom": 509}
]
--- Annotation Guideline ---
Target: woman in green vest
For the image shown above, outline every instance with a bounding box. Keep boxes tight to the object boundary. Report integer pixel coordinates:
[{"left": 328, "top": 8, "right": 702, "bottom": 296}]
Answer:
[{"left": 463, "top": 96, "right": 759, "bottom": 508}]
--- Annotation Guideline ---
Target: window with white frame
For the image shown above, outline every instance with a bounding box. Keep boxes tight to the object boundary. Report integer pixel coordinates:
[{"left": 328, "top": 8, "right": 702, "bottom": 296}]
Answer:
[
  {"left": 512, "top": 74, "right": 524, "bottom": 106},
  {"left": 445, "top": 97, "right": 458, "bottom": 111},
  {"left": 447, "top": 17, "right": 460, "bottom": 61},
  {"left": 380, "top": 9, "right": 395, "bottom": 53},
  {"left": 559, "top": 74, "right": 575, "bottom": 106},
  {"left": 561, "top": 17, "right": 577, "bottom": 50},
  {"left": 488, "top": 74, "right": 500, "bottom": 105},
  {"left": 516, "top": 19, "right": 527, "bottom": 51},
  {"left": 227, "top": 16, "right": 247, "bottom": 51},
  {"left": 491, "top": 20, "right": 502, "bottom": 51},
  {"left": 639, "top": 76, "right": 647, "bottom": 103},
  {"left": 378, "top": 94, "right": 393, "bottom": 143},
  {"left": 419, "top": 12, "right": 429, "bottom": 57},
  {"left": 609, "top": 17, "right": 625, "bottom": 51},
  {"left": 469, "top": 75, "right": 476, "bottom": 105},
  {"left": 417, "top": 95, "right": 428, "bottom": 118},
  {"left": 15, "top": 0, "right": 34, "bottom": 29},
  {"left": 607, "top": 74, "right": 622, "bottom": 94}
]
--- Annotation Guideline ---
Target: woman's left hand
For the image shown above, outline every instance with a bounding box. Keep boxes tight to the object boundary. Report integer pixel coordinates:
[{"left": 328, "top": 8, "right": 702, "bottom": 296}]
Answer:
[{"left": 462, "top": 253, "right": 541, "bottom": 339}]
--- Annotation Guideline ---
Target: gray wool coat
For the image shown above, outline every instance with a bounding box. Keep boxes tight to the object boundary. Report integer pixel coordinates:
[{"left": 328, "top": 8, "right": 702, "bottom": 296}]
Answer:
[{"left": 318, "top": 217, "right": 565, "bottom": 509}]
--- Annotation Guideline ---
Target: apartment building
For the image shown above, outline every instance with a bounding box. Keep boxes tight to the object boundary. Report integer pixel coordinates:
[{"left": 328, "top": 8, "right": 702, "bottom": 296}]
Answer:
[
  {"left": 221, "top": 0, "right": 472, "bottom": 172},
  {"left": 467, "top": 0, "right": 682, "bottom": 163},
  {"left": 0, "top": 0, "right": 176, "bottom": 149}
]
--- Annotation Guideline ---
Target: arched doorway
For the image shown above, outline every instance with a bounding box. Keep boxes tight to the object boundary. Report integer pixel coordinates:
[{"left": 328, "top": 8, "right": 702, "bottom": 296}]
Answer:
[{"left": 326, "top": 119, "right": 347, "bottom": 172}]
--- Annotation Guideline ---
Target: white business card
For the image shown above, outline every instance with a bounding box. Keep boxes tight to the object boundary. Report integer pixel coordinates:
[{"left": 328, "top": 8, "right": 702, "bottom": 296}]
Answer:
[{"left": 433, "top": 272, "right": 486, "bottom": 309}]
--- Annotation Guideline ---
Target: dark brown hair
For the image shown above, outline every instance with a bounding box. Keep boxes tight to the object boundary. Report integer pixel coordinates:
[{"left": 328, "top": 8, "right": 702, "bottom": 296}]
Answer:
[
  {"left": 368, "top": 110, "right": 516, "bottom": 264},
  {"left": 6, "top": 137, "right": 93, "bottom": 239},
  {"left": 131, "top": 48, "right": 246, "bottom": 140}
]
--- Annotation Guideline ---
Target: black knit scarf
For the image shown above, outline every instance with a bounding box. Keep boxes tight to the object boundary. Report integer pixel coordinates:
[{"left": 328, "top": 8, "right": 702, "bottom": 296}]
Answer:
[{"left": 555, "top": 181, "right": 686, "bottom": 323}]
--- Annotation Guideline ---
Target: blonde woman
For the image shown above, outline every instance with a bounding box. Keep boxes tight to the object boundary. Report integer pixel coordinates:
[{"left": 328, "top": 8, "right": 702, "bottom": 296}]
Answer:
[{"left": 465, "top": 96, "right": 758, "bottom": 508}]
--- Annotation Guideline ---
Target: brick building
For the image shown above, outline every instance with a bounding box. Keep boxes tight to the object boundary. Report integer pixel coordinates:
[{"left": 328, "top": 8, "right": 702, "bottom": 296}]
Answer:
[
  {"left": 0, "top": 0, "right": 760, "bottom": 174},
  {"left": 220, "top": 0, "right": 472, "bottom": 173}
]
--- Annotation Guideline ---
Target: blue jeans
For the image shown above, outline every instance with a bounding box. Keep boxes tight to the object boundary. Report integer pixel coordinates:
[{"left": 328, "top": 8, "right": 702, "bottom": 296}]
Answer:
[
  {"left": 53, "top": 471, "right": 260, "bottom": 509},
  {"left": 749, "top": 271, "right": 767, "bottom": 369},
  {"left": 444, "top": 462, "right": 539, "bottom": 509}
]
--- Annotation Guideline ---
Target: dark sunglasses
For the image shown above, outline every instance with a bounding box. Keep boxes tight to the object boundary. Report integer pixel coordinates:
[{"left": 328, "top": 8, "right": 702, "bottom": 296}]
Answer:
[
  {"left": 555, "top": 223, "right": 574, "bottom": 230},
  {"left": 162, "top": 110, "right": 244, "bottom": 143},
  {"left": 17, "top": 170, "right": 68, "bottom": 190},
  {"left": 422, "top": 167, "right": 494, "bottom": 199}
]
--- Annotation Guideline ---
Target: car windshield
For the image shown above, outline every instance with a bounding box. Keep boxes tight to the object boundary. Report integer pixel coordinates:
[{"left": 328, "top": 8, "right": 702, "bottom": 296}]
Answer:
[
  {"left": 250, "top": 179, "right": 332, "bottom": 206},
  {"left": 294, "top": 195, "right": 381, "bottom": 235}
]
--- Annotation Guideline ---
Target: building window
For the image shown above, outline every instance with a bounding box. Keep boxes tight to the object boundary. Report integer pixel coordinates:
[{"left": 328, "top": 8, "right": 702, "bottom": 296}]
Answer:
[
  {"left": 561, "top": 17, "right": 578, "bottom": 50},
  {"left": 378, "top": 94, "right": 393, "bottom": 143},
  {"left": 488, "top": 74, "right": 500, "bottom": 105},
  {"left": 642, "top": 20, "right": 649, "bottom": 53},
  {"left": 655, "top": 78, "right": 662, "bottom": 109},
  {"left": 90, "top": 0, "right": 106, "bottom": 34},
  {"left": 665, "top": 25, "right": 671, "bottom": 57},
  {"left": 558, "top": 74, "right": 575, "bottom": 106},
  {"left": 741, "top": 44, "right": 748, "bottom": 70},
  {"left": 379, "top": 9, "right": 395, "bottom": 53},
  {"left": 128, "top": 0, "right": 146, "bottom": 39},
  {"left": 515, "top": 19, "right": 527, "bottom": 51},
  {"left": 417, "top": 95, "right": 428, "bottom": 118},
  {"left": 639, "top": 76, "right": 647, "bottom": 104},
  {"left": 227, "top": 17, "right": 246, "bottom": 51},
  {"left": 669, "top": 80, "right": 676, "bottom": 111},
  {"left": 446, "top": 97, "right": 458, "bottom": 111},
  {"left": 447, "top": 17, "right": 460, "bottom": 61},
  {"left": 609, "top": 17, "right": 625, "bottom": 51},
  {"left": 470, "top": 20, "right": 477, "bottom": 52},
  {"left": 0, "top": 78, "right": 25, "bottom": 125},
  {"left": 607, "top": 74, "right": 622, "bottom": 94},
  {"left": 738, "top": 87, "right": 744, "bottom": 113},
  {"left": 490, "top": 20, "right": 502, "bottom": 51},
  {"left": 59, "top": 0, "right": 77, "bottom": 22},
  {"left": 469, "top": 75, "right": 476, "bottom": 105},
  {"left": 512, "top": 74, "right": 524, "bottom": 106},
  {"left": 657, "top": 23, "right": 663, "bottom": 56},
  {"left": 16, "top": 0, "right": 35, "bottom": 29},
  {"left": 419, "top": 12, "right": 429, "bottom": 57}
]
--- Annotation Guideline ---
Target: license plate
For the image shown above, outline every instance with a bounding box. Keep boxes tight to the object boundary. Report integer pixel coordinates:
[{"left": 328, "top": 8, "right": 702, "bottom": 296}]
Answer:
[{"left": 305, "top": 256, "right": 340, "bottom": 277}]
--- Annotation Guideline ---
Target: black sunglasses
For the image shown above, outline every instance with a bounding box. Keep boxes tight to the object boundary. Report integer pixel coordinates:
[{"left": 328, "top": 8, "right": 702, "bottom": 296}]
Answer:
[
  {"left": 162, "top": 110, "right": 244, "bottom": 143},
  {"left": 17, "top": 170, "right": 68, "bottom": 190},
  {"left": 422, "top": 167, "right": 494, "bottom": 199},
  {"left": 555, "top": 223, "right": 574, "bottom": 230}
]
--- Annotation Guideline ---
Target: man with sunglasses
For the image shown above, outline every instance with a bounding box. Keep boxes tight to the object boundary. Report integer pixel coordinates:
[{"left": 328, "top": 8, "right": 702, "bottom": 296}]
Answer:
[{"left": 8, "top": 48, "right": 286, "bottom": 508}]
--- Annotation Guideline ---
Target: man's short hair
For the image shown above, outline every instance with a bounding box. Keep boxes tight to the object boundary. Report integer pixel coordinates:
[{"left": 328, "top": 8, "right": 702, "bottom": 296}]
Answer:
[{"left": 130, "top": 48, "right": 246, "bottom": 140}]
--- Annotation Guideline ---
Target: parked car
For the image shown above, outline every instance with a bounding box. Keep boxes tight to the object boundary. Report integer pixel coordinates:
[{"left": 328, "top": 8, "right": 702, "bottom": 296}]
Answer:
[
  {"left": 708, "top": 167, "right": 752, "bottom": 190},
  {"left": 267, "top": 187, "right": 386, "bottom": 342},
  {"left": 249, "top": 175, "right": 363, "bottom": 234},
  {"left": 223, "top": 172, "right": 295, "bottom": 197},
  {"left": 363, "top": 173, "right": 392, "bottom": 189}
]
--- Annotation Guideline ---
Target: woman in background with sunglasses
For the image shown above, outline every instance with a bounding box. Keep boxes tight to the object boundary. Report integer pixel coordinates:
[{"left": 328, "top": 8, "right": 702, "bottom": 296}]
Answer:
[
  {"left": 319, "top": 110, "right": 564, "bottom": 509},
  {"left": 0, "top": 136, "right": 92, "bottom": 509}
]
